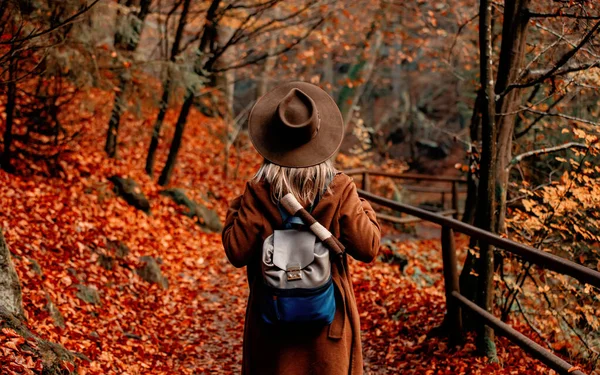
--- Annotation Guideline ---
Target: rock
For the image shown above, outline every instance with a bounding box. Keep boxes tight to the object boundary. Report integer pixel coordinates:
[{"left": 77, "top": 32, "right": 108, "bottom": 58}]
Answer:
[
  {"left": 160, "top": 188, "right": 223, "bottom": 233},
  {"left": 378, "top": 240, "right": 409, "bottom": 272},
  {"left": 137, "top": 256, "right": 168, "bottom": 289},
  {"left": 76, "top": 284, "right": 101, "bottom": 305},
  {"left": 108, "top": 175, "right": 151, "bottom": 214},
  {"left": 416, "top": 138, "right": 449, "bottom": 159},
  {"left": 45, "top": 293, "right": 65, "bottom": 329},
  {"left": 98, "top": 253, "right": 114, "bottom": 270},
  {"left": 107, "top": 239, "right": 130, "bottom": 258},
  {"left": 0, "top": 230, "right": 24, "bottom": 318},
  {"left": 28, "top": 258, "right": 43, "bottom": 276}
]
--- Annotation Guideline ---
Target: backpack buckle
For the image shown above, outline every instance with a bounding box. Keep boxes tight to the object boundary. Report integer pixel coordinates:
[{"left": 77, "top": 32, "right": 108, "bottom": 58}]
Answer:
[{"left": 286, "top": 265, "right": 302, "bottom": 281}]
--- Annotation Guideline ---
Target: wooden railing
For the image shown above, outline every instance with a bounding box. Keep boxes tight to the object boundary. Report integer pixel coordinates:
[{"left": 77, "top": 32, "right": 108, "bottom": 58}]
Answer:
[
  {"left": 356, "top": 188, "right": 600, "bottom": 375},
  {"left": 344, "top": 168, "right": 467, "bottom": 222}
]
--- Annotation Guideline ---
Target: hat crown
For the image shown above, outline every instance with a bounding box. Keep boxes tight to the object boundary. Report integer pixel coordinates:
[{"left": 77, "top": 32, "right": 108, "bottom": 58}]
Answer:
[
  {"left": 248, "top": 81, "right": 344, "bottom": 168},
  {"left": 277, "top": 88, "right": 320, "bottom": 140}
]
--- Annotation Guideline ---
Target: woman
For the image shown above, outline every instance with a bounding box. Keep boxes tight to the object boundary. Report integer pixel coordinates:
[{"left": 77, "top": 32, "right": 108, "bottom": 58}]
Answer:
[{"left": 222, "top": 81, "right": 381, "bottom": 375}]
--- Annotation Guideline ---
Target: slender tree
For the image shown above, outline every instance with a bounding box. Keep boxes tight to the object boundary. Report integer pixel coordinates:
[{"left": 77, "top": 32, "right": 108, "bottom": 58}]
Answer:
[
  {"left": 158, "top": 0, "right": 222, "bottom": 186},
  {"left": 1, "top": 52, "right": 16, "bottom": 172},
  {"left": 474, "top": 0, "right": 498, "bottom": 360},
  {"left": 145, "top": 0, "right": 192, "bottom": 177},
  {"left": 105, "top": 0, "right": 152, "bottom": 158}
]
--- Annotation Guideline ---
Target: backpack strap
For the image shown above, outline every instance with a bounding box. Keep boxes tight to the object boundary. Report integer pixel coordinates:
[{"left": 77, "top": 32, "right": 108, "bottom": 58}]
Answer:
[
  {"left": 280, "top": 193, "right": 345, "bottom": 257},
  {"left": 277, "top": 192, "right": 321, "bottom": 229}
]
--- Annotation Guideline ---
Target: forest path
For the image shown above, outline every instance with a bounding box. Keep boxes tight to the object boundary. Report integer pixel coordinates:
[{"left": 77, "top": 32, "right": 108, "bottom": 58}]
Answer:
[{"left": 190, "top": 233, "right": 553, "bottom": 375}]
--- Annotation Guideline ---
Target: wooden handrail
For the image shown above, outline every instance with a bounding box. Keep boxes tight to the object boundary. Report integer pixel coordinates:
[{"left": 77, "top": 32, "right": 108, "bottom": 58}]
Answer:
[
  {"left": 345, "top": 168, "right": 467, "bottom": 183},
  {"left": 402, "top": 185, "right": 468, "bottom": 194},
  {"left": 376, "top": 210, "right": 459, "bottom": 225},
  {"left": 359, "top": 189, "right": 600, "bottom": 290},
  {"left": 452, "top": 292, "right": 586, "bottom": 375}
]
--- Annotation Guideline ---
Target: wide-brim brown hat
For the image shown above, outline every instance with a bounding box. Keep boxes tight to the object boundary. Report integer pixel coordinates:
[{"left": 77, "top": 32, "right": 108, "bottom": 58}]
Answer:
[{"left": 248, "top": 81, "right": 344, "bottom": 168}]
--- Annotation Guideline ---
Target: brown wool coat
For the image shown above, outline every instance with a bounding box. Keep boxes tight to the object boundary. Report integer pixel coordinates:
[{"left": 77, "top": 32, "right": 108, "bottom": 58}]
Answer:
[{"left": 222, "top": 173, "right": 381, "bottom": 375}]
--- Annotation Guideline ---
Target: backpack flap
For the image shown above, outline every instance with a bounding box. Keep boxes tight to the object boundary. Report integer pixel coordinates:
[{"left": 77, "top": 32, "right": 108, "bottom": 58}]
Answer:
[
  {"left": 262, "top": 230, "right": 331, "bottom": 290},
  {"left": 273, "top": 230, "right": 315, "bottom": 274}
]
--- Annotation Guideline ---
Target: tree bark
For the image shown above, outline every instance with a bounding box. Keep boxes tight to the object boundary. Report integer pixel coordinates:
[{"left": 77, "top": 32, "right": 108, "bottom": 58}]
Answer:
[
  {"left": 256, "top": 8, "right": 279, "bottom": 99},
  {"left": 493, "top": 0, "right": 531, "bottom": 234},
  {"left": 323, "top": 53, "right": 334, "bottom": 92},
  {"left": 158, "top": 89, "right": 193, "bottom": 186},
  {"left": 461, "top": 90, "right": 483, "bottom": 226},
  {"left": 475, "top": 0, "right": 498, "bottom": 360},
  {"left": 338, "top": 18, "right": 380, "bottom": 127},
  {"left": 145, "top": 76, "right": 172, "bottom": 176},
  {"left": 1, "top": 54, "right": 16, "bottom": 172},
  {"left": 342, "top": 29, "right": 382, "bottom": 127},
  {"left": 146, "top": 0, "right": 192, "bottom": 177},
  {"left": 105, "top": 0, "right": 152, "bottom": 158},
  {"left": 0, "top": 230, "right": 24, "bottom": 319},
  {"left": 105, "top": 74, "right": 128, "bottom": 157},
  {"left": 457, "top": 89, "right": 483, "bottom": 318}
]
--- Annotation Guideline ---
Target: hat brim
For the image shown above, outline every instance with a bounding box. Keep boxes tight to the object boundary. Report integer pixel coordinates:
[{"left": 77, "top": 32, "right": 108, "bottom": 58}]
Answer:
[{"left": 248, "top": 81, "right": 344, "bottom": 168}]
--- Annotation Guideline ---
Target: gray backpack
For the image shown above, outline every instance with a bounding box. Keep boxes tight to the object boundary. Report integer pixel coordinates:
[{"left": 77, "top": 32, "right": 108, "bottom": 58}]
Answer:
[{"left": 259, "top": 193, "right": 344, "bottom": 325}]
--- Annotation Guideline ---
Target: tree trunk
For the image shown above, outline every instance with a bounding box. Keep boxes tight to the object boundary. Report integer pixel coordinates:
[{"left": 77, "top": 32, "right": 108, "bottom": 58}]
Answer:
[
  {"left": 105, "top": 0, "right": 152, "bottom": 158},
  {"left": 342, "top": 29, "right": 383, "bottom": 127},
  {"left": 338, "top": 19, "right": 379, "bottom": 127},
  {"left": 322, "top": 51, "right": 334, "bottom": 95},
  {"left": 145, "top": 76, "right": 171, "bottom": 176},
  {"left": 1, "top": 55, "right": 16, "bottom": 172},
  {"left": 475, "top": 0, "right": 498, "bottom": 360},
  {"left": 492, "top": 0, "right": 531, "bottom": 234},
  {"left": 0, "top": 230, "right": 24, "bottom": 319},
  {"left": 158, "top": 89, "right": 193, "bottom": 186},
  {"left": 146, "top": 0, "right": 192, "bottom": 176},
  {"left": 256, "top": 8, "right": 279, "bottom": 99},
  {"left": 157, "top": 0, "right": 222, "bottom": 185},
  {"left": 105, "top": 74, "right": 127, "bottom": 157},
  {"left": 457, "top": 89, "right": 483, "bottom": 318},
  {"left": 461, "top": 89, "right": 483, "bottom": 226}
]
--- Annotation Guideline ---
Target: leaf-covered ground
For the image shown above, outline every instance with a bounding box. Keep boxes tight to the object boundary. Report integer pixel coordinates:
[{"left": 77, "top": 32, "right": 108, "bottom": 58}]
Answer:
[{"left": 0, "top": 90, "right": 580, "bottom": 374}]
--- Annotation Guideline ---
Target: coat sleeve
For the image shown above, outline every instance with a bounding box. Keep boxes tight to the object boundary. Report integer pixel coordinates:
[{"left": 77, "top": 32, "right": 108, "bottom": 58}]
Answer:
[
  {"left": 222, "top": 183, "right": 265, "bottom": 268},
  {"left": 338, "top": 180, "right": 381, "bottom": 263}
]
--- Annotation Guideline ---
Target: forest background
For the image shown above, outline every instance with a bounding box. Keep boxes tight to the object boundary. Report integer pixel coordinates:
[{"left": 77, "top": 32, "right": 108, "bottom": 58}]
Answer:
[{"left": 1, "top": 0, "right": 600, "bottom": 374}]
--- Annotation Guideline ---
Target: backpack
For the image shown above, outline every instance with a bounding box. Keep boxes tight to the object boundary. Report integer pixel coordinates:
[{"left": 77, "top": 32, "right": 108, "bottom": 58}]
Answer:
[{"left": 260, "top": 192, "right": 345, "bottom": 325}]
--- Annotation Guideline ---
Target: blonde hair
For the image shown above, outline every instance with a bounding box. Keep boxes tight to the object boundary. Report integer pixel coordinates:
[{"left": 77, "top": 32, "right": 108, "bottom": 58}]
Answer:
[{"left": 253, "top": 159, "right": 337, "bottom": 206}]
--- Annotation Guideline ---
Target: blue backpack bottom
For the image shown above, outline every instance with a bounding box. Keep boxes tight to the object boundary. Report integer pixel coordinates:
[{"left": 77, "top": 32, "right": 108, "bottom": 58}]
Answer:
[{"left": 261, "top": 279, "right": 336, "bottom": 325}]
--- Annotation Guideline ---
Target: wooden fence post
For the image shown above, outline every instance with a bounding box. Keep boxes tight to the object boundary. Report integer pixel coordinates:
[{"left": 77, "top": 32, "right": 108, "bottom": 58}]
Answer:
[
  {"left": 451, "top": 181, "right": 458, "bottom": 219},
  {"left": 362, "top": 171, "right": 370, "bottom": 192},
  {"left": 441, "top": 226, "right": 462, "bottom": 344}
]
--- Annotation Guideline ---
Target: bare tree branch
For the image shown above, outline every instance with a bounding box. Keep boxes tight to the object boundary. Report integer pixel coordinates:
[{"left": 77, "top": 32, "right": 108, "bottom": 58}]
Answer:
[
  {"left": 515, "top": 91, "right": 569, "bottom": 138},
  {"left": 214, "top": 17, "right": 325, "bottom": 72},
  {"left": 527, "top": 11, "right": 600, "bottom": 20},
  {"left": 521, "top": 106, "right": 600, "bottom": 127},
  {"left": 446, "top": 12, "right": 479, "bottom": 62},
  {"left": 534, "top": 23, "right": 600, "bottom": 59},
  {"left": 499, "top": 20, "right": 600, "bottom": 96},
  {"left": 510, "top": 142, "right": 588, "bottom": 167},
  {"left": 527, "top": 60, "right": 600, "bottom": 78}
]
